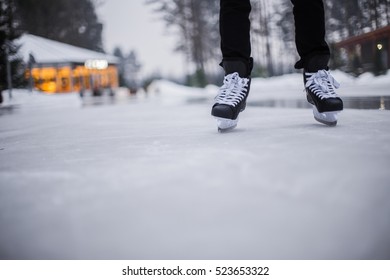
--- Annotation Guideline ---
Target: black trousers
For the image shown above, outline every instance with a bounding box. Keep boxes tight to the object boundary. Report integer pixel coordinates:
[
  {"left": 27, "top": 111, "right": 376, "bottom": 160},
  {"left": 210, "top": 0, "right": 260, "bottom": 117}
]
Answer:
[{"left": 220, "top": 0, "right": 330, "bottom": 70}]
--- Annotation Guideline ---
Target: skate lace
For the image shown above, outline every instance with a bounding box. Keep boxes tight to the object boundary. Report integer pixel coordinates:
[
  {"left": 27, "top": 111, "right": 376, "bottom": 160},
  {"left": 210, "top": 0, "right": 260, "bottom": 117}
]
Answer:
[
  {"left": 215, "top": 72, "right": 249, "bottom": 107},
  {"left": 305, "top": 70, "right": 340, "bottom": 100}
]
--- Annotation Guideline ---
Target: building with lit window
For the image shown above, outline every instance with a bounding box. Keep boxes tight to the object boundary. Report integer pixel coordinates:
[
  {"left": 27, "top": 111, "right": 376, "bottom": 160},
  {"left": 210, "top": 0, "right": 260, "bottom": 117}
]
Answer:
[
  {"left": 335, "top": 25, "right": 390, "bottom": 75},
  {"left": 16, "top": 34, "right": 119, "bottom": 93}
]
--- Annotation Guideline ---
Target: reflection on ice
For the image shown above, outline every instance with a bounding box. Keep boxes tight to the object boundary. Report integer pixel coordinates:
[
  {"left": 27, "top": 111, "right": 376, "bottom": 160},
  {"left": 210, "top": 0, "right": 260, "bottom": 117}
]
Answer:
[
  {"left": 247, "top": 96, "right": 390, "bottom": 110},
  {"left": 0, "top": 105, "right": 19, "bottom": 116}
]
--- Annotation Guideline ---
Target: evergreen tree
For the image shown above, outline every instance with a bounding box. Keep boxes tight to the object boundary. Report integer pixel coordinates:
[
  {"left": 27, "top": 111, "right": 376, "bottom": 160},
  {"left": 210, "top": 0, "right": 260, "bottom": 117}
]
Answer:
[
  {"left": 124, "top": 50, "right": 141, "bottom": 90},
  {"left": 14, "top": 0, "right": 104, "bottom": 52},
  {"left": 0, "top": 0, "right": 25, "bottom": 100},
  {"left": 113, "top": 47, "right": 126, "bottom": 87},
  {"left": 113, "top": 46, "right": 142, "bottom": 90}
]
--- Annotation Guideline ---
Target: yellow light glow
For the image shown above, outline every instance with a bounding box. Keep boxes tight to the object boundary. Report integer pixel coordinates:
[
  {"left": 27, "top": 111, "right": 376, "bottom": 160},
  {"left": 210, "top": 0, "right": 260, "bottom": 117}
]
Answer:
[
  {"left": 28, "top": 64, "right": 118, "bottom": 93},
  {"left": 377, "top": 44, "right": 383, "bottom": 50}
]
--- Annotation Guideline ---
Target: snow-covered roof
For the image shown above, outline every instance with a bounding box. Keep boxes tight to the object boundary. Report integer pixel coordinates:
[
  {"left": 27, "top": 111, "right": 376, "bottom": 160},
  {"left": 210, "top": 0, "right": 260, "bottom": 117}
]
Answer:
[{"left": 15, "top": 33, "right": 119, "bottom": 65}]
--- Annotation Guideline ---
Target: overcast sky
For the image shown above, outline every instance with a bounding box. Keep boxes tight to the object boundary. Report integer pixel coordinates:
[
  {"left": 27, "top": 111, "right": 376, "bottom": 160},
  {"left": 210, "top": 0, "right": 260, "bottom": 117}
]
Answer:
[{"left": 96, "top": 0, "right": 185, "bottom": 78}]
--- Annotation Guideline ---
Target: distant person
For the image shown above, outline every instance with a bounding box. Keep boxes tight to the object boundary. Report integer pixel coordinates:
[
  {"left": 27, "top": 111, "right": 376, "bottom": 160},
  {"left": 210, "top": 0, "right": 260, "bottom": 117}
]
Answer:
[{"left": 211, "top": 0, "right": 343, "bottom": 131}]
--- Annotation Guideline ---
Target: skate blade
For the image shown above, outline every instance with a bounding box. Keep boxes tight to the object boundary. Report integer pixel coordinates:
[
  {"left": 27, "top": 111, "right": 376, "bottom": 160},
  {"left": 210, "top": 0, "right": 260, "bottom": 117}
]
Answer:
[
  {"left": 216, "top": 117, "right": 238, "bottom": 132},
  {"left": 312, "top": 106, "right": 340, "bottom": 126}
]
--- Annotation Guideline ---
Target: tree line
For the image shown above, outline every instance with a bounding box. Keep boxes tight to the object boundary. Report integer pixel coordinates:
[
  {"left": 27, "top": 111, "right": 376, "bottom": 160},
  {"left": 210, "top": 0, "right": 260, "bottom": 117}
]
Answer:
[
  {"left": 1, "top": 0, "right": 389, "bottom": 95},
  {"left": 325, "top": 0, "right": 390, "bottom": 41},
  {"left": 147, "top": 0, "right": 390, "bottom": 85}
]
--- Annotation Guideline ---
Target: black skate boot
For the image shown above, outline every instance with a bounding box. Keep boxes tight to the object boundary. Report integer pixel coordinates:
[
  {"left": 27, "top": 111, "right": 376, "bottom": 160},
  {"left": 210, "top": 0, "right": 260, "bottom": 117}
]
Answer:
[
  {"left": 304, "top": 69, "right": 343, "bottom": 126},
  {"left": 303, "top": 56, "right": 343, "bottom": 126},
  {"left": 211, "top": 60, "right": 252, "bottom": 132}
]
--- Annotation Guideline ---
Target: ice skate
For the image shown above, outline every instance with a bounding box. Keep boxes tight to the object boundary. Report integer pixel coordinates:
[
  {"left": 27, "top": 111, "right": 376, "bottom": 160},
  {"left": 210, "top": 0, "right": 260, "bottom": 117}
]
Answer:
[
  {"left": 212, "top": 72, "right": 250, "bottom": 131},
  {"left": 304, "top": 69, "right": 343, "bottom": 126},
  {"left": 211, "top": 59, "right": 252, "bottom": 132}
]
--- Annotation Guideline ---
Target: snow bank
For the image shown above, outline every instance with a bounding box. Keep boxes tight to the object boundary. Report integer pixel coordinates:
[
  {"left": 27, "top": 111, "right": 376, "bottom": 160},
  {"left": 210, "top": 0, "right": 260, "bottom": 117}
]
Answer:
[
  {"left": 147, "top": 80, "right": 215, "bottom": 105},
  {"left": 147, "top": 70, "right": 389, "bottom": 102}
]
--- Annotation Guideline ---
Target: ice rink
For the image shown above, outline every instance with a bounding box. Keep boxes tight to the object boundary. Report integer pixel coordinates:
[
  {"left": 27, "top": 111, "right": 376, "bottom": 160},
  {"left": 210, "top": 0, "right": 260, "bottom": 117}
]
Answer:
[{"left": 1, "top": 72, "right": 390, "bottom": 259}]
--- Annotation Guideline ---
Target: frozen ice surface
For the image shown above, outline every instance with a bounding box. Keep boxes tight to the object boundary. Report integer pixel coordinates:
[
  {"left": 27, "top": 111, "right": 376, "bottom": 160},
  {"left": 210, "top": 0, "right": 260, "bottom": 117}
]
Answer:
[{"left": 0, "top": 72, "right": 390, "bottom": 259}]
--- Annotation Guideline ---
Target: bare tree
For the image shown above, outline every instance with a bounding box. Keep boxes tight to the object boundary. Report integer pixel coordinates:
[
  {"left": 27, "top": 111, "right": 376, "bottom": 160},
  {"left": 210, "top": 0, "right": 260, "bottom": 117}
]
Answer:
[{"left": 146, "top": 0, "right": 219, "bottom": 86}]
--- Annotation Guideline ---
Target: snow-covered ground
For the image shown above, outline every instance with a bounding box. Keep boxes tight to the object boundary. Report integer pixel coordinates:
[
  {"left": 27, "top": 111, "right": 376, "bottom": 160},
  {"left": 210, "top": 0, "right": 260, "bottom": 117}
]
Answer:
[{"left": 0, "top": 71, "right": 390, "bottom": 260}]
